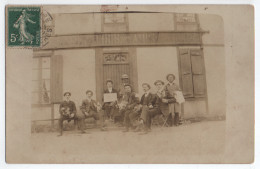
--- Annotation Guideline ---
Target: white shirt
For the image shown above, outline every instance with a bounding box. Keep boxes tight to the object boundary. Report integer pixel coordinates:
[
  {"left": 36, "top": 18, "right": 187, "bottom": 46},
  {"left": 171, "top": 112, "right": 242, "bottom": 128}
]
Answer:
[
  {"left": 144, "top": 91, "right": 150, "bottom": 97},
  {"left": 108, "top": 87, "right": 113, "bottom": 93}
]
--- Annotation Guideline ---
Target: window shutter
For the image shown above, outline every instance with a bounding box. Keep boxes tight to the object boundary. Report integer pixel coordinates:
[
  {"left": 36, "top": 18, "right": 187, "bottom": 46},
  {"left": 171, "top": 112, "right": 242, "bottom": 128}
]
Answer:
[
  {"left": 50, "top": 55, "right": 63, "bottom": 103},
  {"left": 179, "top": 49, "right": 194, "bottom": 98},
  {"left": 190, "top": 49, "right": 206, "bottom": 97}
]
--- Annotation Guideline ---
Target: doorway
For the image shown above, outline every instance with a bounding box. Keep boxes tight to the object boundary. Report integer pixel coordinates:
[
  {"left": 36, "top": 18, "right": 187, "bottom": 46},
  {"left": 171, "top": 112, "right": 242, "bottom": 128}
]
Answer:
[{"left": 95, "top": 47, "right": 138, "bottom": 102}]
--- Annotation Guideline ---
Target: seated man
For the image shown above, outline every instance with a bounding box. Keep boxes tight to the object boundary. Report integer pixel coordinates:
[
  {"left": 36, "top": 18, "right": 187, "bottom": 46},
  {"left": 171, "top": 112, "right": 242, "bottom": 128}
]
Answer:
[
  {"left": 102, "top": 79, "right": 118, "bottom": 120},
  {"left": 120, "top": 84, "right": 139, "bottom": 132},
  {"left": 58, "top": 92, "right": 77, "bottom": 136},
  {"left": 145, "top": 80, "right": 168, "bottom": 130},
  {"left": 137, "top": 83, "right": 159, "bottom": 134},
  {"left": 77, "top": 90, "right": 106, "bottom": 133}
]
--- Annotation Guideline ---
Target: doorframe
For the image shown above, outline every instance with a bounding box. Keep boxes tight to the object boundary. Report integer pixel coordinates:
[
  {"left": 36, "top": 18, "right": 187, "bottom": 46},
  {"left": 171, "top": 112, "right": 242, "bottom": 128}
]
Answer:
[{"left": 95, "top": 47, "right": 138, "bottom": 102}]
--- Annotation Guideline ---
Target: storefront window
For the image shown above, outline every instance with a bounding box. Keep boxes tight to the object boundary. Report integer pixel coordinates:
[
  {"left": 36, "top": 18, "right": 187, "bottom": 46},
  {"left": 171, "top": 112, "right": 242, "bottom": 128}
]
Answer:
[{"left": 31, "top": 57, "right": 51, "bottom": 104}]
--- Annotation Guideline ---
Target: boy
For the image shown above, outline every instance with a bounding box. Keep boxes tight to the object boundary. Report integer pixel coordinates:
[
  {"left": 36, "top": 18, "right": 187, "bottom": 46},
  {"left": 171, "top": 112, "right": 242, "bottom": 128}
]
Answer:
[
  {"left": 164, "top": 74, "right": 181, "bottom": 126},
  {"left": 102, "top": 79, "right": 118, "bottom": 120},
  {"left": 58, "top": 92, "right": 77, "bottom": 136}
]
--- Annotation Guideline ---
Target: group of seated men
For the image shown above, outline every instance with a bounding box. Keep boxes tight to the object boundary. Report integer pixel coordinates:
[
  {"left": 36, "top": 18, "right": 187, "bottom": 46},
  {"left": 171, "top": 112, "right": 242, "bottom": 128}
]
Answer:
[{"left": 58, "top": 73, "right": 184, "bottom": 136}]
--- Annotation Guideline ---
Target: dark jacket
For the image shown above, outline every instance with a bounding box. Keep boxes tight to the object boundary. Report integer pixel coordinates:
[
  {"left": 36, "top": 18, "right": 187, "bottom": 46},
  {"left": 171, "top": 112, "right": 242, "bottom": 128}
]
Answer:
[
  {"left": 104, "top": 88, "right": 118, "bottom": 94},
  {"left": 59, "top": 100, "right": 77, "bottom": 115},
  {"left": 140, "top": 93, "right": 159, "bottom": 108},
  {"left": 80, "top": 99, "right": 97, "bottom": 113},
  {"left": 165, "top": 83, "right": 179, "bottom": 103},
  {"left": 123, "top": 92, "right": 139, "bottom": 110}
]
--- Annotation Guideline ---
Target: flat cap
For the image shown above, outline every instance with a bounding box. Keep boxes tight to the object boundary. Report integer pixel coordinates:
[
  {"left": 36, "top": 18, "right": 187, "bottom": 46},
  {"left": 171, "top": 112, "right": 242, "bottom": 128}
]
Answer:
[
  {"left": 64, "top": 92, "right": 71, "bottom": 96},
  {"left": 121, "top": 74, "right": 129, "bottom": 79},
  {"left": 86, "top": 90, "right": 93, "bottom": 96}
]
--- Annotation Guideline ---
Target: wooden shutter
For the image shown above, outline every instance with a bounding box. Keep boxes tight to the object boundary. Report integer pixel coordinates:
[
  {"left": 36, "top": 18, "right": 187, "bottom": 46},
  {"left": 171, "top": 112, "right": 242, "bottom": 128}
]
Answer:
[
  {"left": 50, "top": 55, "right": 63, "bottom": 103},
  {"left": 190, "top": 49, "right": 206, "bottom": 97},
  {"left": 179, "top": 49, "right": 194, "bottom": 98}
]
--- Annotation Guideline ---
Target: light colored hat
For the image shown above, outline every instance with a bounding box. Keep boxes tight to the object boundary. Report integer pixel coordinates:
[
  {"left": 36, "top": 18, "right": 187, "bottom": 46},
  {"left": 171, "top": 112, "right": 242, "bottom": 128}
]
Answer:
[
  {"left": 166, "top": 74, "right": 175, "bottom": 80},
  {"left": 154, "top": 80, "right": 165, "bottom": 85},
  {"left": 121, "top": 74, "right": 129, "bottom": 79}
]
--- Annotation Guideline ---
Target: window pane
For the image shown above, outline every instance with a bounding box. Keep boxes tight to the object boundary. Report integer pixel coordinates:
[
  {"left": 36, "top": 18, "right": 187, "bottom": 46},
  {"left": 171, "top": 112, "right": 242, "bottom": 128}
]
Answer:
[
  {"left": 32, "top": 69, "right": 39, "bottom": 80},
  {"left": 42, "top": 69, "right": 50, "bottom": 79},
  {"left": 42, "top": 91, "right": 50, "bottom": 104},
  {"left": 41, "top": 79, "right": 50, "bottom": 91},
  {"left": 42, "top": 57, "right": 50, "bottom": 68}
]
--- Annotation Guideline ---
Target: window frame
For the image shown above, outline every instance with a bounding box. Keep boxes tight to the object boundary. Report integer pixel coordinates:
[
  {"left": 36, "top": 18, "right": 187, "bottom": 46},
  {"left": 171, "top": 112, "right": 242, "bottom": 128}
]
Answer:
[
  {"left": 177, "top": 47, "right": 208, "bottom": 101},
  {"left": 31, "top": 55, "right": 52, "bottom": 107}
]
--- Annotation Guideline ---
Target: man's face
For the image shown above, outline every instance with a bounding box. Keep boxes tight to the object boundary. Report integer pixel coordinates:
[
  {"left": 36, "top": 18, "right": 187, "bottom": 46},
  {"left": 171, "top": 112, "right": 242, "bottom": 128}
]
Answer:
[
  {"left": 122, "top": 78, "right": 129, "bottom": 84},
  {"left": 86, "top": 93, "right": 92, "bottom": 98},
  {"left": 142, "top": 85, "right": 150, "bottom": 92},
  {"left": 65, "top": 94, "right": 70, "bottom": 100},
  {"left": 156, "top": 83, "right": 163, "bottom": 90},
  {"left": 168, "top": 75, "right": 175, "bottom": 83},
  {"left": 107, "top": 82, "right": 113, "bottom": 88},
  {"left": 124, "top": 86, "right": 131, "bottom": 93}
]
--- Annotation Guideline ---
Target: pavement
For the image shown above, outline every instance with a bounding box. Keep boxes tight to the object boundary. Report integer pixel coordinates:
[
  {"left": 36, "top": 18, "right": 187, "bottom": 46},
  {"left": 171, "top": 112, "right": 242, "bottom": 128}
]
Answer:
[{"left": 29, "top": 120, "right": 226, "bottom": 163}]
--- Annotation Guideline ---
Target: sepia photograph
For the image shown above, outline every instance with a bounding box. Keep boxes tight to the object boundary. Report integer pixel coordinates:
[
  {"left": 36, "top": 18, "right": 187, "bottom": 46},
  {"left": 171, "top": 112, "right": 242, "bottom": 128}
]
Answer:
[{"left": 5, "top": 5, "right": 254, "bottom": 164}]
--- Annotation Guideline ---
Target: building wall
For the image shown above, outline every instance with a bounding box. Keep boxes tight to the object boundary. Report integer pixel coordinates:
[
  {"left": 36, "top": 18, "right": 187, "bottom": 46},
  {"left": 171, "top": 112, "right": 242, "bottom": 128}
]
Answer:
[
  {"left": 128, "top": 13, "right": 175, "bottom": 31},
  {"left": 204, "top": 47, "right": 225, "bottom": 115},
  {"left": 54, "top": 13, "right": 101, "bottom": 35},
  {"left": 32, "top": 13, "right": 226, "bottom": 121},
  {"left": 136, "top": 46, "right": 179, "bottom": 95},
  {"left": 54, "top": 49, "right": 96, "bottom": 108},
  {"left": 199, "top": 14, "right": 225, "bottom": 116}
]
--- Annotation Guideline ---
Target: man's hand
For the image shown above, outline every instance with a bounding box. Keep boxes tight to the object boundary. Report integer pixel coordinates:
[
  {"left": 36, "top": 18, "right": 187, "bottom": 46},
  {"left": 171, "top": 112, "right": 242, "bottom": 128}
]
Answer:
[
  {"left": 148, "top": 105, "right": 153, "bottom": 109},
  {"left": 85, "top": 112, "right": 90, "bottom": 116}
]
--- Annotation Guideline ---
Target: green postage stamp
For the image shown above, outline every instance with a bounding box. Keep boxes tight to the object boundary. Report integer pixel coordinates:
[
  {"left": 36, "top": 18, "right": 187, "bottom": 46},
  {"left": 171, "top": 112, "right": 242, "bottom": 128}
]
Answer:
[{"left": 8, "top": 7, "right": 41, "bottom": 47}]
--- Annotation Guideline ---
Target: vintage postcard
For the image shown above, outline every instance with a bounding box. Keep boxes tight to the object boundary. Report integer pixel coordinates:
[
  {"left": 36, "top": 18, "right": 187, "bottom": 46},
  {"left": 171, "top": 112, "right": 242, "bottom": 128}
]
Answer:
[{"left": 5, "top": 5, "right": 254, "bottom": 164}]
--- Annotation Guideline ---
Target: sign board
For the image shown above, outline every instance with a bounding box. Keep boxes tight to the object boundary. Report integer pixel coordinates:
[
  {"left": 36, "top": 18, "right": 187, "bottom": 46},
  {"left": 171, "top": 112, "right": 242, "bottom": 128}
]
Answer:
[
  {"left": 103, "top": 93, "right": 117, "bottom": 103},
  {"left": 41, "top": 31, "right": 206, "bottom": 49}
]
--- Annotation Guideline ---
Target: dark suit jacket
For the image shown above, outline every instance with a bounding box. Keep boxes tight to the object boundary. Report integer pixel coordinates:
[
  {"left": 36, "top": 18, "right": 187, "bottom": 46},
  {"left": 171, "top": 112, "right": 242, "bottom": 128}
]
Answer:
[
  {"left": 80, "top": 99, "right": 97, "bottom": 113},
  {"left": 140, "top": 93, "right": 159, "bottom": 108},
  {"left": 59, "top": 100, "right": 77, "bottom": 115},
  {"left": 123, "top": 92, "right": 139, "bottom": 110},
  {"left": 104, "top": 88, "right": 118, "bottom": 94}
]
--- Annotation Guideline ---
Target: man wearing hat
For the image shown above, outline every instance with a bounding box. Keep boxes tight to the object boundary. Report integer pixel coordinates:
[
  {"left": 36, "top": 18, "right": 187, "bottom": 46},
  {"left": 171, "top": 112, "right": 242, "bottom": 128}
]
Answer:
[
  {"left": 102, "top": 79, "right": 118, "bottom": 120},
  {"left": 137, "top": 83, "right": 159, "bottom": 134},
  {"left": 120, "top": 84, "right": 139, "bottom": 132},
  {"left": 164, "top": 74, "right": 181, "bottom": 126},
  {"left": 118, "top": 74, "right": 130, "bottom": 100},
  {"left": 58, "top": 92, "right": 77, "bottom": 136},
  {"left": 78, "top": 90, "right": 106, "bottom": 133},
  {"left": 145, "top": 80, "right": 169, "bottom": 130}
]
